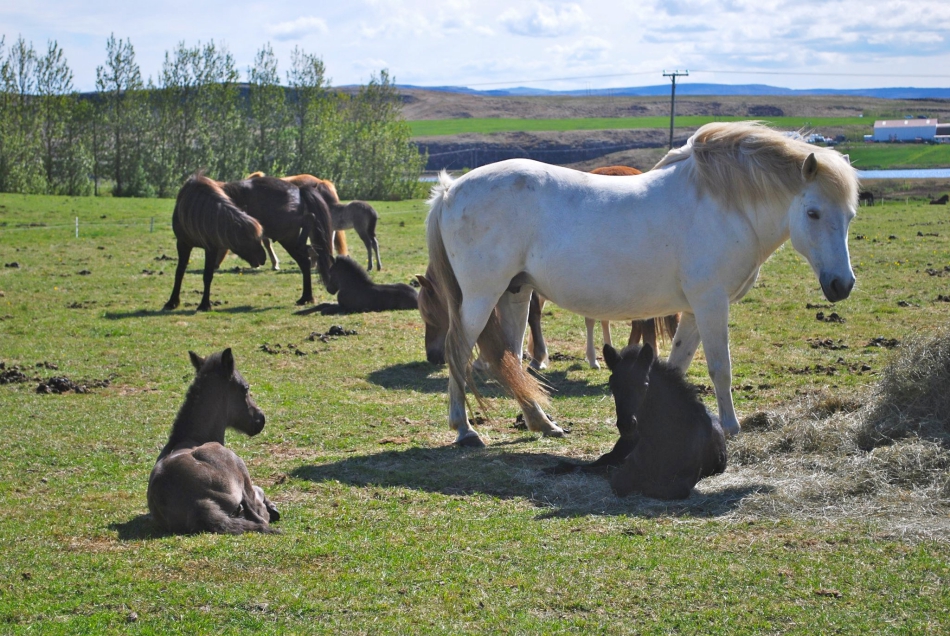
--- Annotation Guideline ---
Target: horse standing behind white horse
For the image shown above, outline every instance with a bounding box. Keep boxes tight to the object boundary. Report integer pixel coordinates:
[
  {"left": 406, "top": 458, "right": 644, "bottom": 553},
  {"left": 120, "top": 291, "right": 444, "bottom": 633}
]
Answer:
[{"left": 426, "top": 121, "right": 858, "bottom": 447}]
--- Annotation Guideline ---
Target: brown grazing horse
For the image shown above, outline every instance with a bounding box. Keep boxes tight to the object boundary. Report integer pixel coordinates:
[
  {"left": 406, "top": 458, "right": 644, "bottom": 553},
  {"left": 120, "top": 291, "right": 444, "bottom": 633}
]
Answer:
[
  {"left": 417, "top": 265, "right": 546, "bottom": 367},
  {"left": 221, "top": 176, "right": 337, "bottom": 306},
  {"left": 302, "top": 255, "right": 416, "bottom": 315},
  {"left": 147, "top": 349, "right": 280, "bottom": 534},
  {"left": 603, "top": 343, "right": 727, "bottom": 499},
  {"left": 247, "top": 172, "right": 349, "bottom": 266},
  {"left": 163, "top": 175, "right": 268, "bottom": 312}
]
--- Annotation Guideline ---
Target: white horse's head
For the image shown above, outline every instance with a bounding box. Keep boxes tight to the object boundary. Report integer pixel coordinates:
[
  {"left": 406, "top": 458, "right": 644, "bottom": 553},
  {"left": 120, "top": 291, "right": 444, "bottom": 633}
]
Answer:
[{"left": 789, "top": 153, "right": 857, "bottom": 303}]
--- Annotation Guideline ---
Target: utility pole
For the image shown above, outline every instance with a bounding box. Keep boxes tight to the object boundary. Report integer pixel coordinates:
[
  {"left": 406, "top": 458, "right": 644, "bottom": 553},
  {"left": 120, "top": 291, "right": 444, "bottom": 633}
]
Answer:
[{"left": 663, "top": 70, "right": 689, "bottom": 149}]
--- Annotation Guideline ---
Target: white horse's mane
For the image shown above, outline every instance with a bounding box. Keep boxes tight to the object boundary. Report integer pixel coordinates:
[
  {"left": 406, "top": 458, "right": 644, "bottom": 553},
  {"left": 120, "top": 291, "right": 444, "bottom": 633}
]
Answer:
[{"left": 654, "top": 121, "right": 859, "bottom": 211}]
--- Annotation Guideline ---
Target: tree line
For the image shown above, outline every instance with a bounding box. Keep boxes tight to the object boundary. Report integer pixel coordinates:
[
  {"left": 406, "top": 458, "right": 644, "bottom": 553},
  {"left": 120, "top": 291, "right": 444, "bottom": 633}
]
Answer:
[{"left": 0, "top": 35, "right": 427, "bottom": 200}]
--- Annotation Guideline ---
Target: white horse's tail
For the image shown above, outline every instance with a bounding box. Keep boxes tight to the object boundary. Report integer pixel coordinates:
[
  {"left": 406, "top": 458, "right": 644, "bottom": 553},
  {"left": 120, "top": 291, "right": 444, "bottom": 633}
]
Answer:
[{"left": 426, "top": 173, "right": 548, "bottom": 424}]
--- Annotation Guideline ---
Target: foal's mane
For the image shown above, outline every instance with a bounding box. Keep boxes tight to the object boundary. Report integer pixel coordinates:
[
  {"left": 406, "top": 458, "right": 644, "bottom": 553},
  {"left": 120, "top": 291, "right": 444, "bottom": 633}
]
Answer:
[
  {"left": 332, "top": 255, "right": 372, "bottom": 286},
  {"left": 654, "top": 121, "right": 858, "bottom": 211}
]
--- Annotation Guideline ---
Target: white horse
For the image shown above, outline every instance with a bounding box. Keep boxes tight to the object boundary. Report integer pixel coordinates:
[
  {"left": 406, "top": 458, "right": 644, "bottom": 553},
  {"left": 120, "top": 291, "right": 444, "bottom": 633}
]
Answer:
[{"left": 426, "top": 121, "right": 858, "bottom": 447}]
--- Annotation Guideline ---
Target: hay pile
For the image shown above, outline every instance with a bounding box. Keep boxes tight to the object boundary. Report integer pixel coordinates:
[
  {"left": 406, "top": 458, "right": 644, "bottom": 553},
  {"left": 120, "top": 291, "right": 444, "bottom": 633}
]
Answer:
[{"left": 716, "top": 327, "right": 950, "bottom": 534}]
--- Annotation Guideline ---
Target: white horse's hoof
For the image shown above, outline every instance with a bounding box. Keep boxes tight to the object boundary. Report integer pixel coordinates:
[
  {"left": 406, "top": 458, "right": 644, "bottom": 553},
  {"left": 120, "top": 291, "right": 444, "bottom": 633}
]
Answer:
[
  {"left": 271, "top": 266, "right": 280, "bottom": 271},
  {"left": 541, "top": 423, "right": 566, "bottom": 438},
  {"left": 455, "top": 431, "right": 486, "bottom": 448},
  {"left": 588, "top": 360, "right": 600, "bottom": 370},
  {"left": 528, "top": 359, "right": 548, "bottom": 370},
  {"left": 719, "top": 416, "right": 740, "bottom": 438}
]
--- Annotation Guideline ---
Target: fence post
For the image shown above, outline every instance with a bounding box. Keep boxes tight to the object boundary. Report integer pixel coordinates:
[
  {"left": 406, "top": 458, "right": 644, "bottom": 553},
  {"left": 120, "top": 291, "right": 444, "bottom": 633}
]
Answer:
[
  {"left": 75, "top": 217, "right": 78, "bottom": 238},
  {"left": 150, "top": 217, "right": 154, "bottom": 233}
]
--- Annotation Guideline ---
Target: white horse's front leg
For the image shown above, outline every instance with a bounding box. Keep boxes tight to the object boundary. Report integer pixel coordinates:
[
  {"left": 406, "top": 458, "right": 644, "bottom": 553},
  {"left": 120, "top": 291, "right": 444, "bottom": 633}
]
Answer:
[
  {"left": 584, "top": 317, "right": 600, "bottom": 369},
  {"left": 691, "top": 300, "right": 741, "bottom": 437},
  {"left": 262, "top": 237, "right": 280, "bottom": 271},
  {"left": 666, "top": 312, "right": 700, "bottom": 372}
]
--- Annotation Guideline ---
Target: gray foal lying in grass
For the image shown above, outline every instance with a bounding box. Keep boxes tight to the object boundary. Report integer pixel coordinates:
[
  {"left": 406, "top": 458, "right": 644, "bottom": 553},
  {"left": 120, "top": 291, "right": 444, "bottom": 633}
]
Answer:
[{"left": 147, "top": 349, "right": 279, "bottom": 534}]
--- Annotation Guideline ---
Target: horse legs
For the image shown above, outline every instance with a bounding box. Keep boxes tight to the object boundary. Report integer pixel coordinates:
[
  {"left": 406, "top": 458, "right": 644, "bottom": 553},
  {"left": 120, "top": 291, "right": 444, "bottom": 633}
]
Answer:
[
  {"left": 163, "top": 240, "right": 192, "bottom": 311},
  {"left": 356, "top": 226, "right": 377, "bottom": 271},
  {"left": 197, "top": 246, "right": 224, "bottom": 312},
  {"left": 526, "top": 292, "right": 548, "bottom": 370},
  {"left": 690, "top": 298, "right": 740, "bottom": 437},
  {"left": 371, "top": 235, "right": 382, "bottom": 271},
  {"left": 666, "top": 312, "right": 700, "bottom": 372},
  {"left": 584, "top": 318, "right": 600, "bottom": 369},
  {"left": 278, "top": 236, "right": 314, "bottom": 306},
  {"left": 447, "top": 297, "right": 497, "bottom": 447},
  {"left": 262, "top": 237, "right": 280, "bottom": 271},
  {"left": 496, "top": 291, "right": 564, "bottom": 437}
]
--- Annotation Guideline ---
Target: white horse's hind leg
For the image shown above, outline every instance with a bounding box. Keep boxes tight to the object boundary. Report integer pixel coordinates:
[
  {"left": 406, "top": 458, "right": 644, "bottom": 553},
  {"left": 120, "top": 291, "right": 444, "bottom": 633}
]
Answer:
[
  {"left": 690, "top": 300, "right": 741, "bottom": 438},
  {"left": 449, "top": 297, "right": 497, "bottom": 447},
  {"left": 584, "top": 318, "right": 600, "bottom": 369},
  {"left": 497, "top": 292, "right": 564, "bottom": 437}
]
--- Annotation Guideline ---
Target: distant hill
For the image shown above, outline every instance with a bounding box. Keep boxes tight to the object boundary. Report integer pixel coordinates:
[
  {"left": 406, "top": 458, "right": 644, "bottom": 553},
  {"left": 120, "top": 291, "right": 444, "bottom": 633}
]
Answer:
[{"left": 396, "top": 83, "right": 950, "bottom": 100}]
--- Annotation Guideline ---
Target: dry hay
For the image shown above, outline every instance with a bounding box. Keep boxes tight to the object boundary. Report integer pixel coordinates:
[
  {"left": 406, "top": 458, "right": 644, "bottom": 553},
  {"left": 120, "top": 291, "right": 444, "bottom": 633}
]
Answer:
[{"left": 690, "top": 327, "right": 950, "bottom": 536}]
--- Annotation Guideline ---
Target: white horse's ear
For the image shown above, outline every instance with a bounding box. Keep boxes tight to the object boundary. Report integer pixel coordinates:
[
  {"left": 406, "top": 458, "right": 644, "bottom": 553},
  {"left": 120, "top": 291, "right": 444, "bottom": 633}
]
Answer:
[
  {"left": 188, "top": 351, "right": 205, "bottom": 372},
  {"left": 802, "top": 153, "right": 819, "bottom": 182},
  {"left": 842, "top": 154, "right": 851, "bottom": 165}
]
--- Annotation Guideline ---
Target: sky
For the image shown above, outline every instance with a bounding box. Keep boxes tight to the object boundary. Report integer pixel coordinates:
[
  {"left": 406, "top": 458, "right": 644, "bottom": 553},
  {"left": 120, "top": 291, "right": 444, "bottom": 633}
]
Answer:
[{"left": 3, "top": 0, "right": 950, "bottom": 93}]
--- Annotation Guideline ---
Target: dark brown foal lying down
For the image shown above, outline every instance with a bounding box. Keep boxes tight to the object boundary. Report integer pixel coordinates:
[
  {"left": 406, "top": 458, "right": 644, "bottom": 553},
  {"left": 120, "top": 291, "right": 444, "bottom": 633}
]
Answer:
[
  {"left": 147, "top": 349, "right": 279, "bottom": 534},
  {"left": 605, "top": 343, "right": 727, "bottom": 500}
]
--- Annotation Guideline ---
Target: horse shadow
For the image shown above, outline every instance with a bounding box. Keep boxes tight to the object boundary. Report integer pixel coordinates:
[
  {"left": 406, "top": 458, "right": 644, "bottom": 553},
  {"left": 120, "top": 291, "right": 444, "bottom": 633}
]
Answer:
[
  {"left": 365, "top": 362, "right": 610, "bottom": 399},
  {"left": 104, "top": 305, "right": 277, "bottom": 320},
  {"left": 108, "top": 514, "right": 166, "bottom": 540},
  {"left": 290, "top": 445, "right": 769, "bottom": 519}
]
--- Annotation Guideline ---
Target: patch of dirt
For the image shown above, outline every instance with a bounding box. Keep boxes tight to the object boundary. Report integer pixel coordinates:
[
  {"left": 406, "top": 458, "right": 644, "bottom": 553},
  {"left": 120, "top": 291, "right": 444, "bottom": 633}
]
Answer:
[{"left": 36, "top": 376, "right": 112, "bottom": 394}]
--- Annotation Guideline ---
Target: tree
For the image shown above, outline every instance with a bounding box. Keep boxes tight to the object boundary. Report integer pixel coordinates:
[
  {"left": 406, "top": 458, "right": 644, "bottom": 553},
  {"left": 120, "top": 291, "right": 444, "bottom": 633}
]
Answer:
[
  {"left": 286, "top": 47, "right": 342, "bottom": 180},
  {"left": 0, "top": 36, "right": 44, "bottom": 193},
  {"left": 338, "top": 70, "right": 426, "bottom": 200},
  {"left": 96, "top": 34, "right": 151, "bottom": 197},
  {"left": 35, "top": 40, "right": 74, "bottom": 193},
  {"left": 247, "top": 43, "right": 290, "bottom": 175}
]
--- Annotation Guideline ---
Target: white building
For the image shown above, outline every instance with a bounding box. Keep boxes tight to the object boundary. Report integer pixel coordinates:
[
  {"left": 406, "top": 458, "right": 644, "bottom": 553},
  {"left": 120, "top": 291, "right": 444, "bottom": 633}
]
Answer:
[{"left": 872, "top": 118, "right": 938, "bottom": 142}]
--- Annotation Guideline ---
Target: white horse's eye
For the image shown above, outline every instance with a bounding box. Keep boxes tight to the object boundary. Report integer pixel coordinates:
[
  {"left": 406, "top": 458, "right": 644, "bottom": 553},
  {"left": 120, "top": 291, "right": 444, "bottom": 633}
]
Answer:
[{"left": 807, "top": 208, "right": 821, "bottom": 220}]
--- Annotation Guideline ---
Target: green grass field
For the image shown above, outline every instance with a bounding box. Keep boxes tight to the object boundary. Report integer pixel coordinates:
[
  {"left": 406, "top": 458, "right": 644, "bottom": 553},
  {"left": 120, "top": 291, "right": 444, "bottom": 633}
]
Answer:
[
  {"left": 409, "top": 116, "right": 870, "bottom": 137},
  {"left": 1, "top": 192, "right": 949, "bottom": 633},
  {"left": 839, "top": 143, "right": 950, "bottom": 170}
]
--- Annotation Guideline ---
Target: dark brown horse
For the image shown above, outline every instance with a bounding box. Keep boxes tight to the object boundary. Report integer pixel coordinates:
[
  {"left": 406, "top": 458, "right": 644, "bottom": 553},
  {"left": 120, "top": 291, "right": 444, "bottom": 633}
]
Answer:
[
  {"left": 603, "top": 343, "right": 727, "bottom": 499},
  {"left": 247, "top": 172, "right": 349, "bottom": 265},
  {"left": 300, "top": 255, "right": 416, "bottom": 315},
  {"left": 147, "top": 349, "right": 280, "bottom": 534},
  {"left": 221, "top": 176, "right": 337, "bottom": 305},
  {"left": 163, "top": 175, "right": 268, "bottom": 312}
]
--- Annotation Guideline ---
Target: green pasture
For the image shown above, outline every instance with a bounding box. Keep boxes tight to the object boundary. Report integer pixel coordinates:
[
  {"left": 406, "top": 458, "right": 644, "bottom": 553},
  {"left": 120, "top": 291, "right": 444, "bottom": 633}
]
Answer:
[
  {"left": 1, "top": 192, "right": 949, "bottom": 633},
  {"left": 839, "top": 142, "right": 950, "bottom": 170},
  {"left": 409, "top": 116, "right": 869, "bottom": 137}
]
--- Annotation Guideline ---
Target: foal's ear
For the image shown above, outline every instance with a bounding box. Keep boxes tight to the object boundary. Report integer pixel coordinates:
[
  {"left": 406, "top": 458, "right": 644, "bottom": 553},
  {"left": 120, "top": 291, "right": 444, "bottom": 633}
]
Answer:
[
  {"left": 416, "top": 275, "right": 433, "bottom": 291},
  {"left": 220, "top": 348, "right": 235, "bottom": 375},
  {"left": 188, "top": 351, "right": 205, "bottom": 372},
  {"left": 802, "top": 153, "right": 819, "bottom": 182},
  {"left": 603, "top": 344, "right": 621, "bottom": 370},
  {"left": 634, "top": 343, "right": 656, "bottom": 376}
]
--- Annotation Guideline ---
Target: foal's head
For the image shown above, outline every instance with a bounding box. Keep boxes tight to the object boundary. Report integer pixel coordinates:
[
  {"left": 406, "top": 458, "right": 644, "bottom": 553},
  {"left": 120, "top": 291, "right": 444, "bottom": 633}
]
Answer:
[
  {"left": 603, "top": 343, "right": 655, "bottom": 426},
  {"left": 416, "top": 272, "right": 448, "bottom": 365},
  {"left": 188, "top": 348, "right": 265, "bottom": 437}
]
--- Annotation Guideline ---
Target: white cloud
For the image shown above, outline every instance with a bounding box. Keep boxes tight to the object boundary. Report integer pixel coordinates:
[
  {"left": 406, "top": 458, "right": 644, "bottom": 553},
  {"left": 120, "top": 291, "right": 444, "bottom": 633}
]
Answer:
[
  {"left": 547, "top": 36, "right": 610, "bottom": 63},
  {"left": 267, "top": 16, "right": 328, "bottom": 42},
  {"left": 499, "top": 2, "right": 589, "bottom": 38}
]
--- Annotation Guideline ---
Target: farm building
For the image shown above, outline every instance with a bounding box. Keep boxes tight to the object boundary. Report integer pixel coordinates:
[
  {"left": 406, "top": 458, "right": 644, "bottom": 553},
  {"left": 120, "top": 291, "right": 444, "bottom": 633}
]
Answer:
[{"left": 872, "top": 118, "right": 943, "bottom": 142}]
